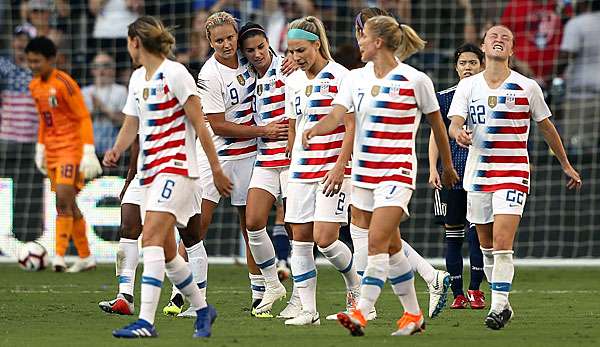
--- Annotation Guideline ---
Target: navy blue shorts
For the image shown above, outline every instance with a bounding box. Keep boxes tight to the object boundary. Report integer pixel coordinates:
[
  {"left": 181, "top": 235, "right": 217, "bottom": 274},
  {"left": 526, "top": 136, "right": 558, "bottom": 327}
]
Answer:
[{"left": 433, "top": 188, "right": 467, "bottom": 226}]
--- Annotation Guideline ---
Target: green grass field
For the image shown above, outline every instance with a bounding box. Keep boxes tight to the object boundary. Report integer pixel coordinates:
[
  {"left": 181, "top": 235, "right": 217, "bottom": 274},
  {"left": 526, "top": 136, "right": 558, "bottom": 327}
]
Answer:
[{"left": 1, "top": 264, "right": 599, "bottom": 346}]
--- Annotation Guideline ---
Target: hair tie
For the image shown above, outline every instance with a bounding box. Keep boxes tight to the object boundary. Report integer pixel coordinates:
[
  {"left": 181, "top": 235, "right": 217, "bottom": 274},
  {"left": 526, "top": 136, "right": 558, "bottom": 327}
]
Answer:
[
  {"left": 287, "top": 28, "right": 319, "bottom": 41},
  {"left": 239, "top": 26, "right": 266, "bottom": 38},
  {"left": 354, "top": 13, "right": 364, "bottom": 30}
]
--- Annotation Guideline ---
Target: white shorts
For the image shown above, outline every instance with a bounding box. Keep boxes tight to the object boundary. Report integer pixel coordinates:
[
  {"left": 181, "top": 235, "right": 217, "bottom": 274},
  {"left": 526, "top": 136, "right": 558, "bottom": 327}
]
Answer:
[
  {"left": 121, "top": 176, "right": 144, "bottom": 207},
  {"left": 466, "top": 189, "right": 527, "bottom": 224},
  {"left": 351, "top": 184, "right": 412, "bottom": 221},
  {"left": 144, "top": 174, "right": 201, "bottom": 228},
  {"left": 199, "top": 156, "right": 255, "bottom": 206},
  {"left": 248, "top": 166, "right": 289, "bottom": 199},
  {"left": 285, "top": 179, "right": 350, "bottom": 224}
]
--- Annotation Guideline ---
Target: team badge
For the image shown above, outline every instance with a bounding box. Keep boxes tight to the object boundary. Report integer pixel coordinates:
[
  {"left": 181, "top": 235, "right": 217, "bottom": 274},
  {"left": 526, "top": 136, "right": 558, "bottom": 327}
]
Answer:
[
  {"left": 237, "top": 74, "right": 246, "bottom": 86},
  {"left": 371, "top": 85, "right": 380, "bottom": 96},
  {"left": 257, "top": 84, "right": 263, "bottom": 96},
  {"left": 48, "top": 88, "right": 58, "bottom": 107},
  {"left": 143, "top": 88, "right": 149, "bottom": 101},
  {"left": 505, "top": 94, "right": 516, "bottom": 108},
  {"left": 390, "top": 86, "right": 401, "bottom": 98},
  {"left": 320, "top": 81, "right": 330, "bottom": 94},
  {"left": 305, "top": 85, "right": 313, "bottom": 96},
  {"left": 488, "top": 95, "right": 497, "bottom": 108}
]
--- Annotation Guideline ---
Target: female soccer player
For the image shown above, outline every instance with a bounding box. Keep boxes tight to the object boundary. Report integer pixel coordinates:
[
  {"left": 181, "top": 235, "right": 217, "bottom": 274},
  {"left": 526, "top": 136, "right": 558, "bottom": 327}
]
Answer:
[
  {"left": 284, "top": 16, "right": 361, "bottom": 326},
  {"left": 304, "top": 16, "right": 458, "bottom": 336},
  {"left": 238, "top": 22, "right": 292, "bottom": 316},
  {"left": 429, "top": 43, "right": 486, "bottom": 310},
  {"left": 104, "top": 16, "right": 231, "bottom": 338},
  {"left": 26, "top": 37, "right": 102, "bottom": 273},
  {"left": 352, "top": 7, "right": 452, "bottom": 319},
  {"left": 448, "top": 25, "right": 581, "bottom": 330}
]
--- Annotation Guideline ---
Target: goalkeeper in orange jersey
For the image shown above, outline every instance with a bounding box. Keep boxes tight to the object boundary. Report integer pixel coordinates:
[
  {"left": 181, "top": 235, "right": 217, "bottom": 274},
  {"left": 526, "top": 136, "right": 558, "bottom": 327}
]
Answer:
[{"left": 26, "top": 37, "right": 103, "bottom": 272}]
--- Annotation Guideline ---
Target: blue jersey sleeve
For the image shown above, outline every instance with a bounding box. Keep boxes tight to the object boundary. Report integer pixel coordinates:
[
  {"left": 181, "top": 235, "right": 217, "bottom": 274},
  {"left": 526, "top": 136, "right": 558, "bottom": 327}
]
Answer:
[{"left": 436, "top": 87, "right": 468, "bottom": 190}]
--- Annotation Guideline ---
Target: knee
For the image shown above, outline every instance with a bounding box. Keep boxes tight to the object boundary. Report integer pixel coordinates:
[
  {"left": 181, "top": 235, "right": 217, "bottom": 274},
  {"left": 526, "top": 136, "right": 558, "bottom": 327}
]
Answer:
[
  {"left": 55, "top": 198, "right": 73, "bottom": 215},
  {"left": 389, "top": 242, "right": 402, "bottom": 255},
  {"left": 314, "top": 234, "right": 335, "bottom": 249},
  {"left": 245, "top": 215, "right": 266, "bottom": 232}
]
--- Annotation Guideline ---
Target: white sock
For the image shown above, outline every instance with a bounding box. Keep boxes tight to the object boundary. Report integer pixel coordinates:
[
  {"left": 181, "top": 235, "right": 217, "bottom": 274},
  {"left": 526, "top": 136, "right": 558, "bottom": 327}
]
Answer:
[
  {"left": 389, "top": 251, "right": 420, "bottom": 315},
  {"left": 249, "top": 273, "right": 265, "bottom": 302},
  {"left": 247, "top": 228, "right": 279, "bottom": 287},
  {"left": 291, "top": 241, "right": 317, "bottom": 313},
  {"left": 139, "top": 246, "right": 165, "bottom": 325},
  {"left": 117, "top": 238, "right": 138, "bottom": 296},
  {"left": 186, "top": 241, "right": 208, "bottom": 299},
  {"left": 350, "top": 224, "right": 368, "bottom": 277},
  {"left": 318, "top": 240, "right": 360, "bottom": 290},
  {"left": 481, "top": 247, "right": 494, "bottom": 284},
  {"left": 165, "top": 254, "right": 206, "bottom": 310},
  {"left": 402, "top": 240, "right": 435, "bottom": 284},
  {"left": 357, "top": 253, "right": 389, "bottom": 318},
  {"left": 491, "top": 250, "right": 514, "bottom": 313}
]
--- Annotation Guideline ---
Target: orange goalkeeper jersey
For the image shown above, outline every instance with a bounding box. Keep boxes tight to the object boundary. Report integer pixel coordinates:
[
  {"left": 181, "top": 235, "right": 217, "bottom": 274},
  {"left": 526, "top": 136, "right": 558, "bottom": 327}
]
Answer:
[{"left": 29, "top": 69, "right": 94, "bottom": 168}]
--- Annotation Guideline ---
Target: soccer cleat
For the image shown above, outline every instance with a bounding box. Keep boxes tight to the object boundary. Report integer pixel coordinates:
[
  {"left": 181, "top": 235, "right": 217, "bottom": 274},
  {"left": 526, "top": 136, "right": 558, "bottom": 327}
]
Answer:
[
  {"left": 52, "top": 256, "right": 66, "bottom": 272},
  {"left": 485, "top": 305, "right": 513, "bottom": 330},
  {"left": 112, "top": 319, "right": 157, "bottom": 338},
  {"left": 178, "top": 306, "right": 197, "bottom": 318},
  {"left": 326, "top": 288, "right": 359, "bottom": 320},
  {"left": 367, "top": 307, "right": 377, "bottom": 321},
  {"left": 66, "top": 256, "right": 96, "bottom": 273},
  {"left": 450, "top": 294, "right": 469, "bottom": 309},
  {"left": 427, "top": 270, "right": 451, "bottom": 318},
  {"left": 99, "top": 293, "right": 134, "bottom": 315},
  {"left": 163, "top": 294, "right": 184, "bottom": 316},
  {"left": 277, "top": 260, "right": 291, "bottom": 281},
  {"left": 250, "top": 299, "right": 273, "bottom": 318},
  {"left": 467, "top": 290, "right": 485, "bottom": 309},
  {"left": 284, "top": 311, "right": 320, "bottom": 326},
  {"left": 277, "top": 298, "right": 302, "bottom": 319},
  {"left": 254, "top": 282, "right": 286, "bottom": 315},
  {"left": 337, "top": 309, "right": 366, "bottom": 336},
  {"left": 193, "top": 304, "right": 217, "bottom": 338},
  {"left": 391, "top": 311, "right": 425, "bottom": 336}
]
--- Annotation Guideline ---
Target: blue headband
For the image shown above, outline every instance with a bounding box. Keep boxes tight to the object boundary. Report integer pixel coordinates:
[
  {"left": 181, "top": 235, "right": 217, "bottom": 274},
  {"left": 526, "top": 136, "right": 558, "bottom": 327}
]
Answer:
[{"left": 287, "top": 29, "right": 319, "bottom": 41}]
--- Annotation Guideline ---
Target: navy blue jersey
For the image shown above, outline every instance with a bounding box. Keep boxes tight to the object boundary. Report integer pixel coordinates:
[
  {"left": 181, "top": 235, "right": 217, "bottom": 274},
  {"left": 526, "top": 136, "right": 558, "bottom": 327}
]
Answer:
[{"left": 436, "top": 86, "right": 467, "bottom": 190}]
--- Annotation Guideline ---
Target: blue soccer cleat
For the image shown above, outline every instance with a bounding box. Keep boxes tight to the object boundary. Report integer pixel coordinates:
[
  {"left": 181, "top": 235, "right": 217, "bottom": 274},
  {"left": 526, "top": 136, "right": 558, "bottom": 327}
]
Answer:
[
  {"left": 112, "top": 319, "right": 158, "bottom": 338},
  {"left": 193, "top": 304, "right": 217, "bottom": 338}
]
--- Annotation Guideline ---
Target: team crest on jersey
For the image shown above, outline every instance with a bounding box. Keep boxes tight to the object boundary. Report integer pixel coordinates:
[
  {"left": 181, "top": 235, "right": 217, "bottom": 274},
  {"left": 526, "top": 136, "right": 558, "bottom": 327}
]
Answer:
[
  {"left": 320, "top": 81, "right": 330, "bottom": 94},
  {"left": 257, "top": 84, "right": 263, "bottom": 96},
  {"left": 48, "top": 87, "right": 58, "bottom": 107},
  {"left": 505, "top": 94, "right": 516, "bottom": 109},
  {"left": 237, "top": 74, "right": 246, "bottom": 86},
  {"left": 305, "top": 85, "right": 313, "bottom": 96},
  {"left": 371, "top": 85, "right": 380, "bottom": 97},
  {"left": 143, "top": 88, "right": 149, "bottom": 100},
  {"left": 488, "top": 95, "right": 497, "bottom": 108},
  {"left": 389, "top": 86, "right": 402, "bottom": 99}
]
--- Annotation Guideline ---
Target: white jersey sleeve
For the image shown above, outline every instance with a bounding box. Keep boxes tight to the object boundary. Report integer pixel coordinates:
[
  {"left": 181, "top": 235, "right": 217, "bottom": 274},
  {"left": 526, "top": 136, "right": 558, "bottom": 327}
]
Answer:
[
  {"left": 447, "top": 77, "right": 472, "bottom": 120},
  {"left": 528, "top": 80, "right": 552, "bottom": 122},
  {"left": 197, "top": 63, "right": 225, "bottom": 114},
  {"left": 123, "top": 69, "right": 142, "bottom": 117},
  {"left": 332, "top": 69, "right": 356, "bottom": 111},
  {"left": 413, "top": 72, "right": 440, "bottom": 115},
  {"left": 167, "top": 64, "right": 199, "bottom": 106}
]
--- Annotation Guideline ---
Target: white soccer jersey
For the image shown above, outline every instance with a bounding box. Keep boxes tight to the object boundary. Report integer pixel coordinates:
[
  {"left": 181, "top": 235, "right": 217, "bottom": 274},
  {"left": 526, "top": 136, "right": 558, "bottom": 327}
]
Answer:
[
  {"left": 448, "top": 70, "right": 551, "bottom": 194},
  {"left": 334, "top": 62, "right": 439, "bottom": 190},
  {"left": 197, "top": 52, "right": 257, "bottom": 160},
  {"left": 287, "top": 61, "right": 351, "bottom": 182},
  {"left": 254, "top": 55, "right": 290, "bottom": 168},
  {"left": 122, "top": 59, "right": 200, "bottom": 186}
]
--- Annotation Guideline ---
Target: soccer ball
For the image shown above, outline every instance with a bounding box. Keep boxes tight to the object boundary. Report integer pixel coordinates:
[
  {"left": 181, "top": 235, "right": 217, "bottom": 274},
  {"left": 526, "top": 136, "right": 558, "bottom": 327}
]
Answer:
[{"left": 17, "top": 242, "right": 49, "bottom": 271}]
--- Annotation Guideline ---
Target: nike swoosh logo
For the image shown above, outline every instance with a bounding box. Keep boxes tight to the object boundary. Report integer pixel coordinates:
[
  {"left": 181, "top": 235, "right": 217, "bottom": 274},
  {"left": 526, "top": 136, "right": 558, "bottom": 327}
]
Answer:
[
  {"left": 312, "top": 315, "right": 319, "bottom": 323},
  {"left": 509, "top": 203, "right": 520, "bottom": 207},
  {"left": 471, "top": 98, "right": 481, "bottom": 103},
  {"left": 227, "top": 82, "right": 234, "bottom": 87}
]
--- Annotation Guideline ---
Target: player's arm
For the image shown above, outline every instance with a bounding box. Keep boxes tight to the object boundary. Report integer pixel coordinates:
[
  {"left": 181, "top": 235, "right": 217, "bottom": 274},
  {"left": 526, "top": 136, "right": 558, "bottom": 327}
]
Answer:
[
  {"left": 119, "top": 137, "right": 139, "bottom": 201},
  {"left": 536, "top": 119, "right": 581, "bottom": 189},
  {"left": 207, "top": 112, "right": 288, "bottom": 140},
  {"left": 428, "top": 131, "right": 441, "bottom": 189},
  {"left": 103, "top": 115, "right": 139, "bottom": 167},
  {"left": 302, "top": 104, "right": 348, "bottom": 147},
  {"left": 31, "top": 84, "right": 47, "bottom": 175},
  {"left": 447, "top": 80, "right": 472, "bottom": 148},
  {"left": 286, "top": 118, "right": 296, "bottom": 157},
  {"left": 427, "top": 110, "right": 458, "bottom": 188},
  {"left": 185, "top": 96, "right": 233, "bottom": 197},
  {"left": 323, "top": 111, "right": 355, "bottom": 196}
]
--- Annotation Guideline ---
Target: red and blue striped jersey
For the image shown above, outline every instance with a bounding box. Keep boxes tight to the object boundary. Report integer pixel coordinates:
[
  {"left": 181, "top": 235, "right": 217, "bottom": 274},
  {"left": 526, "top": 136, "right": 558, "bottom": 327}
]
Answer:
[
  {"left": 254, "top": 55, "right": 290, "bottom": 168},
  {"left": 122, "top": 60, "right": 200, "bottom": 186},
  {"left": 334, "top": 62, "right": 439, "bottom": 190},
  {"left": 197, "top": 53, "right": 257, "bottom": 161},
  {"left": 287, "top": 61, "right": 351, "bottom": 183},
  {"left": 448, "top": 71, "right": 551, "bottom": 194}
]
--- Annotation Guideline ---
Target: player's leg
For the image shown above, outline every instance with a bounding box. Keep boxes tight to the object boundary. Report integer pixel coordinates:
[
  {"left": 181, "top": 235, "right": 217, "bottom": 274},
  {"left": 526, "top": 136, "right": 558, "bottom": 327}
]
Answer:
[
  {"left": 48, "top": 165, "right": 74, "bottom": 272},
  {"left": 272, "top": 201, "right": 291, "bottom": 279},
  {"left": 444, "top": 189, "right": 468, "bottom": 309},
  {"left": 466, "top": 223, "right": 485, "bottom": 309},
  {"left": 66, "top": 202, "right": 96, "bottom": 272},
  {"left": 349, "top": 206, "right": 369, "bottom": 279},
  {"left": 163, "top": 241, "right": 187, "bottom": 316},
  {"left": 246, "top": 184, "right": 286, "bottom": 316}
]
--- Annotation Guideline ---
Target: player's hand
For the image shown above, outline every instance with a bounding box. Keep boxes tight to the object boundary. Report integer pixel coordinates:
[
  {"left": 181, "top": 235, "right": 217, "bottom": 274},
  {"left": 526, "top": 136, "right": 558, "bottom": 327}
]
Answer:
[
  {"left": 80, "top": 144, "right": 103, "bottom": 179},
  {"left": 563, "top": 164, "right": 582, "bottom": 190},
  {"left": 455, "top": 128, "right": 472, "bottom": 148},
  {"left": 322, "top": 164, "right": 345, "bottom": 197},
  {"left": 262, "top": 121, "right": 289, "bottom": 140},
  {"left": 428, "top": 169, "right": 442, "bottom": 189},
  {"left": 285, "top": 140, "right": 294, "bottom": 158},
  {"left": 213, "top": 167, "right": 233, "bottom": 197},
  {"left": 302, "top": 128, "right": 317, "bottom": 149},
  {"left": 103, "top": 148, "right": 121, "bottom": 167},
  {"left": 281, "top": 54, "right": 299, "bottom": 76},
  {"left": 441, "top": 166, "right": 459, "bottom": 189},
  {"left": 119, "top": 180, "right": 132, "bottom": 201},
  {"left": 34, "top": 143, "right": 47, "bottom": 175}
]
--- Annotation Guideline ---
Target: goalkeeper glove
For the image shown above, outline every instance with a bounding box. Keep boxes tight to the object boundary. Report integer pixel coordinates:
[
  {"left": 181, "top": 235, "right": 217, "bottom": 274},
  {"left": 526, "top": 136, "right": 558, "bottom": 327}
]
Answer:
[
  {"left": 34, "top": 143, "right": 47, "bottom": 175},
  {"left": 80, "top": 144, "right": 103, "bottom": 179}
]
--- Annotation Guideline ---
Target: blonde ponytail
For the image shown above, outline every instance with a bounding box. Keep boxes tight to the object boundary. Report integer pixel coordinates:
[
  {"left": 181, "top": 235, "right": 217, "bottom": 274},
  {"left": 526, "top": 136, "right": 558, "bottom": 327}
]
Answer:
[
  {"left": 128, "top": 16, "right": 175, "bottom": 57},
  {"left": 364, "top": 16, "right": 426, "bottom": 61}
]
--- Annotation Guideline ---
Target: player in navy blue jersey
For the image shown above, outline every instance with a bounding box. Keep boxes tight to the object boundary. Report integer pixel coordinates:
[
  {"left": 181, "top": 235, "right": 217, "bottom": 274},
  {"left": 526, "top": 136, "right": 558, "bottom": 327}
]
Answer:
[{"left": 428, "top": 43, "right": 486, "bottom": 310}]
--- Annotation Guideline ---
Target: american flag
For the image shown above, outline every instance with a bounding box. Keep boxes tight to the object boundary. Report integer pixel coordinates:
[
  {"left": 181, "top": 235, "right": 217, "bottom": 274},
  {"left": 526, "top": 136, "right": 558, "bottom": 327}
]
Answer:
[{"left": 0, "top": 56, "right": 38, "bottom": 143}]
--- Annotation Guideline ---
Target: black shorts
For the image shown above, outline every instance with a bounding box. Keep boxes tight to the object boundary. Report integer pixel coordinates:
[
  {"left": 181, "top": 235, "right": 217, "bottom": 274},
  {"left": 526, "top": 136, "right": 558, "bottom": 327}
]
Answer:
[{"left": 433, "top": 188, "right": 467, "bottom": 226}]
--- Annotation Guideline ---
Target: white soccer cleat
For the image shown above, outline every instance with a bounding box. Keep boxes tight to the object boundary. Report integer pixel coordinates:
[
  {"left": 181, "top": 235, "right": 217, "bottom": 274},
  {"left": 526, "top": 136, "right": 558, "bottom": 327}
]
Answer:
[
  {"left": 284, "top": 311, "right": 320, "bottom": 326},
  {"left": 254, "top": 282, "right": 286, "bottom": 315},
  {"left": 66, "top": 256, "right": 96, "bottom": 273},
  {"left": 326, "top": 287, "right": 360, "bottom": 320},
  {"left": 367, "top": 306, "right": 377, "bottom": 321},
  {"left": 177, "top": 306, "right": 197, "bottom": 318},
  {"left": 52, "top": 255, "right": 66, "bottom": 272},
  {"left": 427, "top": 270, "right": 450, "bottom": 318},
  {"left": 277, "top": 298, "right": 302, "bottom": 319}
]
